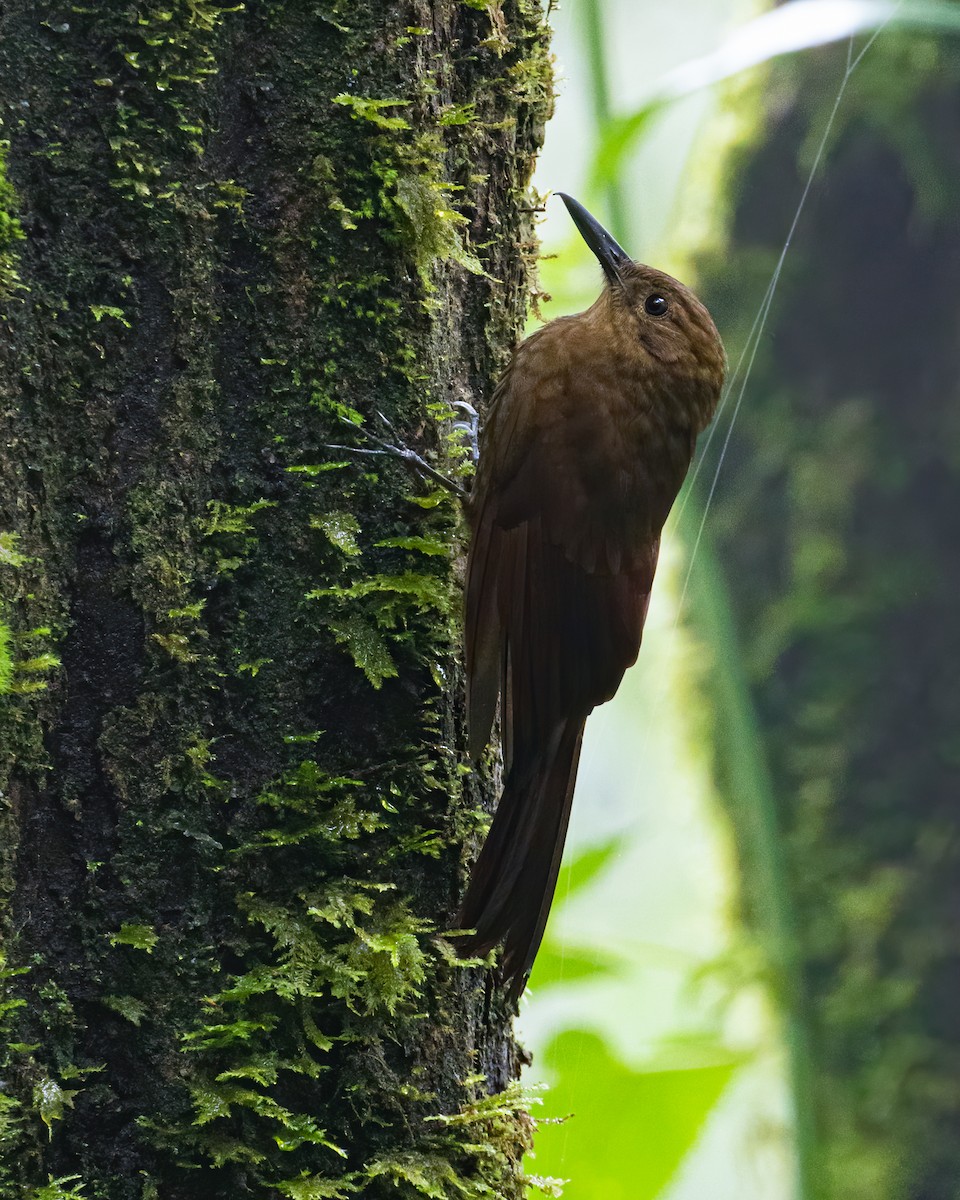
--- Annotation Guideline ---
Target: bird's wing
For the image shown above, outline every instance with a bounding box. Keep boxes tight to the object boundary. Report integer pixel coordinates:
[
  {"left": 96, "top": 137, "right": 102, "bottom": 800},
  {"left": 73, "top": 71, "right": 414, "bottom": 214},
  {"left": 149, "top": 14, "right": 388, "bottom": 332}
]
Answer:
[
  {"left": 460, "top": 323, "right": 696, "bottom": 991},
  {"left": 465, "top": 324, "right": 679, "bottom": 759}
]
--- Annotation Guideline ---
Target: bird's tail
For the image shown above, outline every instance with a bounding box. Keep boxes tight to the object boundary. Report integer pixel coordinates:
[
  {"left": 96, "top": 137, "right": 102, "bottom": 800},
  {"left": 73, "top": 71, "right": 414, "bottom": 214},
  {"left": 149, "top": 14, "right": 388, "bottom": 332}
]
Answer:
[{"left": 455, "top": 717, "right": 584, "bottom": 1000}]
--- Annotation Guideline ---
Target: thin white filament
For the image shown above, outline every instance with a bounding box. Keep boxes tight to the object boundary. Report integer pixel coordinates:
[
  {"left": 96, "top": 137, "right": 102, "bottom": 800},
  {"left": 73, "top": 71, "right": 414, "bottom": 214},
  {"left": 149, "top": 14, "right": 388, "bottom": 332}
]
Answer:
[{"left": 675, "top": 7, "right": 901, "bottom": 622}]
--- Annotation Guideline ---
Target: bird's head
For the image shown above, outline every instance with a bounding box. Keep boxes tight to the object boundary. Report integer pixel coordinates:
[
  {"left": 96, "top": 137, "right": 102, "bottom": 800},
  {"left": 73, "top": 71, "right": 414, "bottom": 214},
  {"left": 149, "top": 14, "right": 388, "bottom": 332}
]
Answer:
[{"left": 557, "top": 193, "right": 726, "bottom": 405}]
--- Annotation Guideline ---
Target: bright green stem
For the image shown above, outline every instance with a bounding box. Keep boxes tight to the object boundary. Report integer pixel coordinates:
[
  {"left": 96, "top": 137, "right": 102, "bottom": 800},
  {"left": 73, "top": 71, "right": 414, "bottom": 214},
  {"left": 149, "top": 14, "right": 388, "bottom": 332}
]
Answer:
[
  {"left": 685, "top": 525, "right": 817, "bottom": 1200},
  {"left": 580, "top": 0, "right": 630, "bottom": 241}
]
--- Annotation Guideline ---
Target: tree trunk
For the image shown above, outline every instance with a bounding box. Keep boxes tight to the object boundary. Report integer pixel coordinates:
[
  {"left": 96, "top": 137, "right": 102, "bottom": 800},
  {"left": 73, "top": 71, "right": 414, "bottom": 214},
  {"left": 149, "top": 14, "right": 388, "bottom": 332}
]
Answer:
[
  {"left": 0, "top": 3, "right": 552, "bottom": 1196},
  {"left": 693, "top": 33, "right": 960, "bottom": 1200}
]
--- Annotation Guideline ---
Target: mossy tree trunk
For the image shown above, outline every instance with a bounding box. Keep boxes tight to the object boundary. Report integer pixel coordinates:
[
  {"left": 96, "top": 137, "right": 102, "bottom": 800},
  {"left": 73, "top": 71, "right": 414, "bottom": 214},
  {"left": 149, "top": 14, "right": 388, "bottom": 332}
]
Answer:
[
  {"left": 693, "top": 33, "right": 960, "bottom": 1200},
  {"left": 0, "top": 2, "right": 552, "bottom": 1196}
]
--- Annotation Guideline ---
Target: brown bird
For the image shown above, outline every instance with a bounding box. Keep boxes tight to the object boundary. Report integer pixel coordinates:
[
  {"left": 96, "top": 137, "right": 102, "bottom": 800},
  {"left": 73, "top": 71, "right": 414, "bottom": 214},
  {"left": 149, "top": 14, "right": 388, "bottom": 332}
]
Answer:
[{"left": 456, "top": 194, "right": 726, "bottom": 999}]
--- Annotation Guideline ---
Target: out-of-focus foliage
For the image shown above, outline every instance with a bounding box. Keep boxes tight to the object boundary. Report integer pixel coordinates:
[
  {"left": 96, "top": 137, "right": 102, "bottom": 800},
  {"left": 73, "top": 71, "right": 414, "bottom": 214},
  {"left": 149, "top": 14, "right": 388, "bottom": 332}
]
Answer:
[
  {"left": 524, "top": 1, "right": 960, "bottom": 1198},
  {"left": 594, "top": 0, "right": 960, "bottom": 187},
  {"left": 535, "top": 1030, "right": 736, "bottom": 1200},
  {"left": 525, "top": 834, "right": 746, "bottom": 1200},
  {"left": 693, "top": 22, "right": 960, "bottom": 1199}
]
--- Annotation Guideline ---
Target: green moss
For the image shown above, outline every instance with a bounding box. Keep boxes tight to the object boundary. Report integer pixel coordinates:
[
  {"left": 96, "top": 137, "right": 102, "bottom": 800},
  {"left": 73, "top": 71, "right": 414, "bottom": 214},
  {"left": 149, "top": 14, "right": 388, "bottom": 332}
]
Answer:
[
  {"left": 332, "top": 94, "right": 412, "bottom": 131},
  {"left": 326, "top": 614, "right": 398, "bottom": 689},
  {"left": 327, "top": 78, "right": 492, "bottom": 293},
  {"left": 392, "top": 171, "right": 484, "bottom": 286},
  {"left": 267, "top": 1077, "right": 558, "bottom": 1199},
  {"left": 147, "top": 758, "right": 436, "bottom": 1175},
  {"left": 310, "top": 570, "right": 453, "bottom": 688},
  {"left": 0, "top": 966, "right": 29, "bottom": 1186},
  {"left": 28, "top": 1177, "right": 88, "bottom": 1200},
  {"left": 375, "top": 536, "right": 450, "bottom": 557},
  {"left": 0, "top": 0, "right": 553, "bottom": 1193},
  {"left": 107, "top": 925, "right": 159, "bottom": 954},
  {"left": 310, "top": 571, "right": 451, "bottom": 616},
  {"left": 311, "top": 512, "right": 363, "bottom": 558},
  {"left": 0, "top": 140, "right": 24, "bottom": 297},
  {"left": 92, "top": 1, "right": 244, "bottom": 207},
  {"left": 0, "top": 625, "right": 11, "bottom": 696},
  {"left": 33, "top": 1077, "right": 80, "bottom": 1136},
  {"left": 200, "top": 498, "right": 278, "bottom": 577},
  {"left": 0, "top": 534, "right": 59, "bottom": 696},
  {"left": 100, "top": 995, "right": 147, "bottom": 1026}
]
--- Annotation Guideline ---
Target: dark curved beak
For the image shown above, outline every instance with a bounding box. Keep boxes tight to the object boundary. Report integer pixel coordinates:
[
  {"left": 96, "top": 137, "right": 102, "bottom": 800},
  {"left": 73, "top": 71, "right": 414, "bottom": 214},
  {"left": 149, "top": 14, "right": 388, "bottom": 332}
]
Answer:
[{"left": 556, "top": 193, "right": 631, "bottom": 288}]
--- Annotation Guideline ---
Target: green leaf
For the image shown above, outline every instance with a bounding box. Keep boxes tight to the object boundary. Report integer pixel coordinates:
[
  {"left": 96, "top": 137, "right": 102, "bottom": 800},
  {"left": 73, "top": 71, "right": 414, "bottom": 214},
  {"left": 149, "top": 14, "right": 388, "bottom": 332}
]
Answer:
[
  {"left": 33, "top": 1078, "right": 79, "bottom": 1135},
  {"left": 594, "top": 0, "right": 960, "bottom": 185},
  {"left": 525, "top": 944, "right": 620, "bottom": 989},
  {"left": 592, "top": 101, "right": 665, "bottom": 192},
  {"left": 534, "top": 1031, "right": 737, "bottom": 1200},
  {"left": 562, "top": 838, "right": 620, "bottom": 899}
]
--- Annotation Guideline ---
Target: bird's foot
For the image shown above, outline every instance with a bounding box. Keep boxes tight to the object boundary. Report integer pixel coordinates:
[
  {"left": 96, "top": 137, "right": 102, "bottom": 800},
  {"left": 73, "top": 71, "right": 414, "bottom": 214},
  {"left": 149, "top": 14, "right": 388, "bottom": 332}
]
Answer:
[
  {"left": 327, "top": 412, "right": 467, "bottom": 500},
  {"left": 450, "top": 400, "right": 479, "bottom": 466}
]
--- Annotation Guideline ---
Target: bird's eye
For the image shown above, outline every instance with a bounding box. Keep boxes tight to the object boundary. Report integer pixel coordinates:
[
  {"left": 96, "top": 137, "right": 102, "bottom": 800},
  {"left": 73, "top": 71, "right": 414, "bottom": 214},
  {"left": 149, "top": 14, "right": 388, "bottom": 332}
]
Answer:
[{"left": 644, "top": 294, "right": 669, "bottom": 316}]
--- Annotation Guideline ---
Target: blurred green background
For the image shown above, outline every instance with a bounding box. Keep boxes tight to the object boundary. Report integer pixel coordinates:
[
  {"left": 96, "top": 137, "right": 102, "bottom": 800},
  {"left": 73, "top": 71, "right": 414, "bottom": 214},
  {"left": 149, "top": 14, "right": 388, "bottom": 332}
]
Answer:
[{"left": 519, "top": 3, "right": 960, "bottom": 1198}]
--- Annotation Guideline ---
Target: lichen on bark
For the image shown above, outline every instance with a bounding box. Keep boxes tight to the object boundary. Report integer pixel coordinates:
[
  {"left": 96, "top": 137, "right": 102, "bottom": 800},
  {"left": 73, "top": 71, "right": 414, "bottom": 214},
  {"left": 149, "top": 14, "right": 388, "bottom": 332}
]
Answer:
[{"left": 0, "top": 2, "right": 553, "bottom": 1196}]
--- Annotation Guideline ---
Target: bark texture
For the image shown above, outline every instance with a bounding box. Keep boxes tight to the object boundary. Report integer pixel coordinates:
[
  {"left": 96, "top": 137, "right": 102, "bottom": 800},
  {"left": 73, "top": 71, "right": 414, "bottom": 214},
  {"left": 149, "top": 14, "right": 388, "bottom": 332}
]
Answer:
[
  {"left": 693, "top": 33, "right": 960, "bottom": 1200},
  {"left": 0, "top": 2, "right": 552, "bottom": 1196}
]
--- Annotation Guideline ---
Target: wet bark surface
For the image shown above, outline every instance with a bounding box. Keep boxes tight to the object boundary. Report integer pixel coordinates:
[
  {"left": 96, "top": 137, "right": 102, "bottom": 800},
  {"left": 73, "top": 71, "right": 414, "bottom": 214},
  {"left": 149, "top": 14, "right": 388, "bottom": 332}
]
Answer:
[{"left": 0, "top": 2, "right": 552, "bottom": 1195}]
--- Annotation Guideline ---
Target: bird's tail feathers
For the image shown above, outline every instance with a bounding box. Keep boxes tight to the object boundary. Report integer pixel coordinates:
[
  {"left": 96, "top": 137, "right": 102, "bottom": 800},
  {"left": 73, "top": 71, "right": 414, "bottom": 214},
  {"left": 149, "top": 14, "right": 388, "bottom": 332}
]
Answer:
[{"left": 455, "top": 716, "right": 584, "bottom": 1001}]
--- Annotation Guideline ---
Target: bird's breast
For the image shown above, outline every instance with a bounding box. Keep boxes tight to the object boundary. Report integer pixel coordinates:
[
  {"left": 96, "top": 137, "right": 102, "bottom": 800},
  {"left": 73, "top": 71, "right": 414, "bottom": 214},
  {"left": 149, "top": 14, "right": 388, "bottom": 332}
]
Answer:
[{"left": 480, "top": 318, "right": 697, "bottom": 576}]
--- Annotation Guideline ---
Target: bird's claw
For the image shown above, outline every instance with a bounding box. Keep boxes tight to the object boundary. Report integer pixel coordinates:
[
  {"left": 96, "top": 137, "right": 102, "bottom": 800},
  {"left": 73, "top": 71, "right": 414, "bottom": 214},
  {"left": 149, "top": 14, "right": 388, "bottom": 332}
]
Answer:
[
  {"left": 450, "top": 400, "right": 480, "bottom": 465},
  {"left": 326, "top": 412, "right": 467, "bottom": 501}
]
